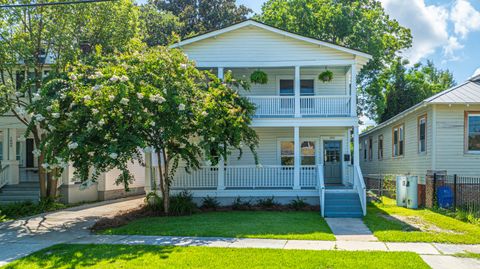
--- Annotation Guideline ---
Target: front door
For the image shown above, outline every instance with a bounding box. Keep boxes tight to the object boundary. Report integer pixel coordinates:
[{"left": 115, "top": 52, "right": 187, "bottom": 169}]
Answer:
[
  {"left": 26, "top": 139, "right": 34, "bottom": 168},
  {"left": 323, "top": 140, "right": 342, "bottom": 184}
]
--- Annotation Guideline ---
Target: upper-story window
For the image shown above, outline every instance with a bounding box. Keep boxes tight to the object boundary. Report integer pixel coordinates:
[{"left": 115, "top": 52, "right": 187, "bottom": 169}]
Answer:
[
  {"left": 378, "top": 135, "right": 384, "bottom": 160},
  {"left": 279, "top": 79, "right": 314, "bottom": 96},
  {"left": 418, "top": 115, "right": 427, "bottom": 153},
  {"left": 466, "top": 112, "right": 480, "bottom": 153},
  {"left": 392, "top": 124, "right": 405, "bottom": 157}
]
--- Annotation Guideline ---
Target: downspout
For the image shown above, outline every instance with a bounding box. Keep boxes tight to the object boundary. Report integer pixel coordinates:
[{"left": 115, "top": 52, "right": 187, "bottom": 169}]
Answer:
[{"left": 431, "top": 105, "right": 437, "bottom": 171}]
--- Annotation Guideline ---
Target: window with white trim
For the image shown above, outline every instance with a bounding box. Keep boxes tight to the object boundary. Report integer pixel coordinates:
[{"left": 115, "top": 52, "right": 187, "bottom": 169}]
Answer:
[
  {"left": 466, "top": 112, "right": 480, "bottom": 152},
  {"left": 393, "top": 124, "right": 404, "bottom": 157},
  {"left": 418, "top": 115, "right": 427, "bottom": 153},
  {"left": 363, "top": 140, "right": 367, "bottom": 160},
  {"left": 279, "top": 79, "right": 314, "bottom": 96},
  {"left": 279, "top": 140, "right": 316, "bottom": 166},
  {"left": 378, "top": 135, "right": 384, "bottom": 160},
  {"left": 368, "top": 137, "right": 373, "bottom": 161}
]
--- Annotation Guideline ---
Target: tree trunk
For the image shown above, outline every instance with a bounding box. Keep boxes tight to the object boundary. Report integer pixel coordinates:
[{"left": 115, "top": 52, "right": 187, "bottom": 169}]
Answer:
[
  {"left": 156, "top": 151, "right": 169, "bottom": 214},
  {"left": 48, "top": 168, "right": 59, "bottom": 199},
  {"left": 38, "top": 153, "right": 47, "bottom": 198}
]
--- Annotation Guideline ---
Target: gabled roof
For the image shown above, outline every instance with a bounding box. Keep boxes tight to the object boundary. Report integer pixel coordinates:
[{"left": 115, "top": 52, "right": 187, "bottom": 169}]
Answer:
[
  {"left": 171, "top": 19, "right": 372, "bottom": 60},
  {"left": 360, "top": 77, "right": 480, "bottom": 137}
]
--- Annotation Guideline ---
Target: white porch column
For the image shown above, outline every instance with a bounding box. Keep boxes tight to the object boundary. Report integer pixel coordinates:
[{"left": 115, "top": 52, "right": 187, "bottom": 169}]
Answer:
[
  {"left": 1, "top": 129, "right": 7, "bottom": 163},
  {"left": 217, "top": 67, "right": 225, "bottom": 190},
  {"left": 293, "top": 126, "right": 301, "bottom": 189},
  {"left": 5, "top": 129, "right": 19, "bottom": 184},
  {"left": 353, "top": 126, "right": 360, "bottom": 167},
  {"left": 294, "top": 66, "right": 301, "bottom": 117},
  {"left": 350, "top": 64, "right": 357, "bottom": 117}
]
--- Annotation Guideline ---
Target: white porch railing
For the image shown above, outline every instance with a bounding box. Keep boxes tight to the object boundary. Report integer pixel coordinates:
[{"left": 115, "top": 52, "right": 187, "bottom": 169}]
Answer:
[
  {"left": 247, "top": 95, "right": 351, "bottom": 117},
  {"left": 300, "top": 95, "right": 351, "bottom": 116},
  {"left": 247, "top": 96, "right": 295, "bottom": 117},
  {"left": 353, "top": 164, "right": 367, "bottom": 216},
  {"left": 317, "top": 164, "right": 325, "bottom": 217},
  {"left": 169, "top": 165, "right": 319, "bottom": 189},
  {"left": 172, "top": 166, "right": 218, "bottom": 189},
  {"left": 0, "top": 165, "right": 10, "bottom": 189}
]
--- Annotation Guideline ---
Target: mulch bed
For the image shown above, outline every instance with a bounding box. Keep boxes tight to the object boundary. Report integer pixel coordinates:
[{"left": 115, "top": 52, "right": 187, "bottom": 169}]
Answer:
[{"left": 91, "top": 204, "right": 320, "bottom": 233}]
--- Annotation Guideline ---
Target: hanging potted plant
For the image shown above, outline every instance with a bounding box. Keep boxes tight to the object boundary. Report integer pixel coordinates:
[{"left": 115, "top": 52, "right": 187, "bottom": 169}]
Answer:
[
  {"left": 250, "top": 70, "right": 268, "bottom": 84},
  {"left": 318, "top": 70, "right": 334, "bottom": 82}
]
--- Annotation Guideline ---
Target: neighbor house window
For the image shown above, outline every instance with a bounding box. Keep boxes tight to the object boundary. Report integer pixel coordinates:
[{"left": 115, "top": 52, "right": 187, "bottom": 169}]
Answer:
[
  {"left": 392, "top": 124, "right": 404, "bottom": 157},
  {"left": 368, "top": 137, "right": 373, "bottom": 161},
  {"left": 280, "top": 141, "right": 294, "bottom": 165},
  {"left": 378, "top": 135, "right": 384, "bottom": 160},
  {"left": 418, "top": 115, "right": 427, "bottom": 153},
  {"left": 363, "top": 140, "right": 367, "bottom": 160},
  {"left": 466, "top": 112, "right": 480, "bottom": 153}
]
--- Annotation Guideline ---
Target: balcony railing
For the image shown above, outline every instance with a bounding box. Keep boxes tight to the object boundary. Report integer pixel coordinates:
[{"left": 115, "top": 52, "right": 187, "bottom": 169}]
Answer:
[
  {"left": 247, "top": 95, "right": 351, "bottom": 117},
  {"left": 168, "top": 165, "right": 319, "bottom": 190}
]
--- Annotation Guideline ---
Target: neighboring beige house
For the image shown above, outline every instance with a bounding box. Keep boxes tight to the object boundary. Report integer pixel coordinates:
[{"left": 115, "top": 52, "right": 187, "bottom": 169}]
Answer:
[
  {"left": 0, "top": 56, "right": 145, "bottom": 204},
  {"left": 360, "top": 75, "right": 480, "bottom": 179}
]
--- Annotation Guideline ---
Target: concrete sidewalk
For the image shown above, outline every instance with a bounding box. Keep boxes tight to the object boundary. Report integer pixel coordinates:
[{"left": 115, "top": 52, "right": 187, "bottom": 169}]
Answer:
[{"left": 1, "top": 197, "right": 480, "bottom": 268}]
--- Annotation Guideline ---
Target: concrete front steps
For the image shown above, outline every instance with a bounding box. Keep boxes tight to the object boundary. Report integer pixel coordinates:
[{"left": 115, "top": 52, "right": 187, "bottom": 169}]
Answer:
[
  {"left": 324, "top": 191, "right": 363, "bottom": 218},
  {"left": 0, "top": 182, "right": 40, "bottom": 204}
]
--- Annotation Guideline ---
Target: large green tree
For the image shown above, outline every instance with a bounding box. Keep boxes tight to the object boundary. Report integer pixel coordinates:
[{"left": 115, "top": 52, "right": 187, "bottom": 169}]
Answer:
[
  {"left": 37, "top": 47, "right": 258, "bottom": 213},
  {"left": 0, "top": 0, "right": 140, "bottom": 199},
  {"left": 257, "top": 0, "right": 412, "bottom": 121},
  {"left": 139, "top": 4, "right": 184, "bottom": 47},
  {"left": 150, "top": 0, "right": 252, "bottom": 37},
  {"left": 380, "top": 59, "right": 455, "bottom": 122}
]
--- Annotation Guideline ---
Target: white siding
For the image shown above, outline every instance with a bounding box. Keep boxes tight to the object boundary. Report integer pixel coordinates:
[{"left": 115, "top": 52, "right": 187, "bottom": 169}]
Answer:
[
  {"left": 360, "top": 106, "right": 432, "bottom": 177},
  {"left": 434, "top": 104, "right": 480, "bottom": 175},
  {"left": 231, "top": 67, "right": 348, "bottom": 96},
  {"left": 182, "top": 26, "right": 354, "bottom": 64}
]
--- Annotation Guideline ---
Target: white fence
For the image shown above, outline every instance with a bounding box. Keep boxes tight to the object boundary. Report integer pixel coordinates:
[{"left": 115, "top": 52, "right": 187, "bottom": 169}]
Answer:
[
  {"left": 0, "top": 165, "right": 9, "bottom": 189},
  {"left": 247, "top": 95, "right": 351, "bottom": 117}
]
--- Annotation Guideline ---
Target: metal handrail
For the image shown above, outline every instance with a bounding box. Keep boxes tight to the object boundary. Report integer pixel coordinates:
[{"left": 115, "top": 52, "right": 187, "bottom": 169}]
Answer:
[{"left": 317, "top": 164, "right": 325, "bottom": 217}]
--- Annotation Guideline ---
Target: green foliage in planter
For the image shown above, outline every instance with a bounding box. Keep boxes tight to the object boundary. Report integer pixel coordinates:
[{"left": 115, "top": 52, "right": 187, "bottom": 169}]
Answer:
[
  {"left": 250, "top": 70, "right": 268, "bottom": 84},
  {"left": 318, "top": 70, "right": 334, "bottom": 82}
]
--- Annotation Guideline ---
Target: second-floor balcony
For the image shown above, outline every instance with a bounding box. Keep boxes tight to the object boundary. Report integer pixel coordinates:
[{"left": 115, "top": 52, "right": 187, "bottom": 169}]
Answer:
[{"left": 247, "top": 95, "right": 352, "bottom": 118}]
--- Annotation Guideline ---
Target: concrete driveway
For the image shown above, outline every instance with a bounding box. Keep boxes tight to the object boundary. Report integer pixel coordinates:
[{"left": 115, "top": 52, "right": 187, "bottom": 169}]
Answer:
[{"left": 0, "top": 196, "right": 144, "bottom": 265}]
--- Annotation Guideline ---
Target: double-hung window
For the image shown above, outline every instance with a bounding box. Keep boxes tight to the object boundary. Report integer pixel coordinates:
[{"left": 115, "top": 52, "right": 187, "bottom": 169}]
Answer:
[
  {"left": 280, "top": 140, "right": 316, "bottom": 166},
  {"left": 418, "top": 115, "right": 427, "bottom": 153},
  {"left": 368, "top": 137, "right": 373, "bottom": 161},
  {"left": 378, "top": 135, "right": 384, "bottom": 160},
  {"left": 466, "top": 112, "right": 480, "bottom": 153},
  {"left": 279, "top": 79, "right": 315, "bottom": 96},
  {"left": 363, "top": 140, "right": 367, "bottom": 160},
  {"left": 392, "top": 124, "right": 405, "bottom": 157}
]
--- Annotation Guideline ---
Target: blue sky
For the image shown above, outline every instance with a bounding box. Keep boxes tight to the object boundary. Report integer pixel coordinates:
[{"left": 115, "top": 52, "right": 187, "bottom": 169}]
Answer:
[{"left": 238, "top": 0, "right": 480, "bottom": 83}]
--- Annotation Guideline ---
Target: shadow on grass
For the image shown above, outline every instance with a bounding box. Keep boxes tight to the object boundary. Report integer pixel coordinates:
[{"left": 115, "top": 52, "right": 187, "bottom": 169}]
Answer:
[
  {"left": 3, "top": 244, "right": 178, "bottom": 269},
  {"left": 364, "top": 202, "right": 420, "bottom": 233}
]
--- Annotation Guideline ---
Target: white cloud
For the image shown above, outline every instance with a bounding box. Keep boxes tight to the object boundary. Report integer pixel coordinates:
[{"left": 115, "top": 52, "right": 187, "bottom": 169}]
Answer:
[
  {"left": 451, "top": 0, "right": 480, "bottom": 38},
  {"left": 380, "top": 0, "right": 480, "bottom": 63},
  {"left": 380, "top": 0, "right": 450, "bottom": 63}
]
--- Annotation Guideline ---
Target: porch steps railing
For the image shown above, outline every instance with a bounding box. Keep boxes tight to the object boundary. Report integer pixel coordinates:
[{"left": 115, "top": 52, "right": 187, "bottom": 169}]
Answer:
[
  {"left": 353, "top": 164, "right": 367, "bottom": 216},
  {"left": 0, "top": 165, "right": 10, "bottom": 189},
  {"left": 317, "top": 164, "right": 325, "bottom": 217}
]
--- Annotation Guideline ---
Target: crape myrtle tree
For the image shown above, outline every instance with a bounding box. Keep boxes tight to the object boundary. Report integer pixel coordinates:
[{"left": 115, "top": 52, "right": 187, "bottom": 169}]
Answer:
[
  {"left": 0, "top": 0, "right": 139, "bottom": 200},
  {"left": 37, "top": 47, "right": 258, "bottom": 213}
]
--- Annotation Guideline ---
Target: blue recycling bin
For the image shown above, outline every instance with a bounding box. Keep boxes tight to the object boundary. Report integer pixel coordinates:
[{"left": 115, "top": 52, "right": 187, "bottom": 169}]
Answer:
[{"left": 436, "top": 186, "right": 453, "bottom": 208}]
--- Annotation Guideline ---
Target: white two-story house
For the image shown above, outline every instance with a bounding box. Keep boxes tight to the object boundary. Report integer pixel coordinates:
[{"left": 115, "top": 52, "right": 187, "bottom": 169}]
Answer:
[{"left": 147, "top": 20, "right": 373, "bottom": 217}]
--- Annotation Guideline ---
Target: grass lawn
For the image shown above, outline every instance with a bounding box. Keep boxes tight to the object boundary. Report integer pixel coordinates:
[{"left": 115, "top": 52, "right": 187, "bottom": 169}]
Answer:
[
  {"left": 1, "top": 244, "right": 430, "bottom": 269},
  {"left": 454, "top": 252, "right": 480, "bottom": 259},
  {"left": 364, "top": 197, "right": 480, "bottom": 243},
  {"left": 101, "top": 211, "right": 335, "bottom": 240}
]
